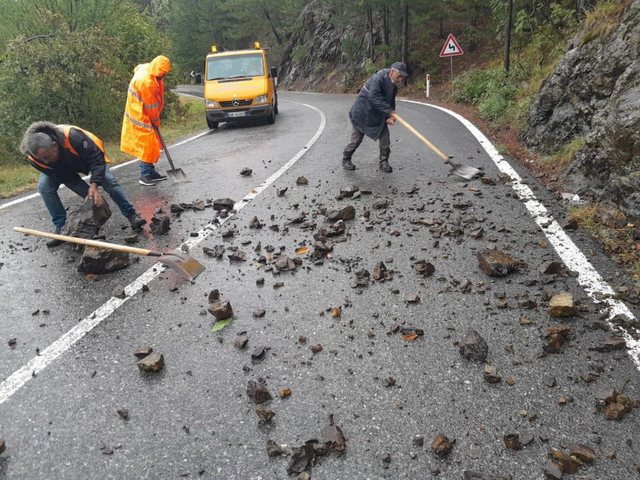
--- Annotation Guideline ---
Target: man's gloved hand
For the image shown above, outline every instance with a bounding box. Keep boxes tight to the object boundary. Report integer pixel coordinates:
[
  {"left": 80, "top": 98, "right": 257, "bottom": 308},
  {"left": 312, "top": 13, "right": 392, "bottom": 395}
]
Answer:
[{"left": 88, "top": 183, "right": 105, "bottom": 208}]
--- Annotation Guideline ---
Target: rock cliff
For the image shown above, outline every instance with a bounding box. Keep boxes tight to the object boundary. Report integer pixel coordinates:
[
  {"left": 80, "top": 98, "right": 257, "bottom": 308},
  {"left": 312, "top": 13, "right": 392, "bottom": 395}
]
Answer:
[{"left": 521, "top": 0, "right": 640, "bottom": 217}]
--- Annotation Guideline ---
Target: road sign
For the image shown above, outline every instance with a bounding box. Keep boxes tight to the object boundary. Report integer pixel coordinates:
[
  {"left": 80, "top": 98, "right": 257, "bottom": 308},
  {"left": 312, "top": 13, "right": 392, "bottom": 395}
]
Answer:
[{"left": 439, "top": 34, "right": 464, "bottom": 58}]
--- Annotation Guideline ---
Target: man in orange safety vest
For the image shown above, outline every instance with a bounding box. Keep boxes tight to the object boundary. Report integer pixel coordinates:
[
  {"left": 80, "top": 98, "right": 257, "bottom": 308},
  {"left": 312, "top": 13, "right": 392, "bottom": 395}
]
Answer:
[{"left": 121, "top": 55, "right": 171, "bottom": 186}]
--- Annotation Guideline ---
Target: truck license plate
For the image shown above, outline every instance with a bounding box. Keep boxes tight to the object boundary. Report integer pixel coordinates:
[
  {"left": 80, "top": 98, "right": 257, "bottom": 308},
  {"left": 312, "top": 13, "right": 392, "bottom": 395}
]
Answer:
[{"left": 228, "top": 111, "right": 246, "bottom": 118}]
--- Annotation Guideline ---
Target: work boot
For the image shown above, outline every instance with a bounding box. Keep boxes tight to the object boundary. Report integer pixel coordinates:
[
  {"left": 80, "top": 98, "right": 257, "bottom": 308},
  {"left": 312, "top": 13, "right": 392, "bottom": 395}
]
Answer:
[
  {"left": 379, "top": 160, "right": 393, "bottom": 173},
  {"left": 149, "top": 170, "right": 167, "bottom": 182},
  {"left": 46, "top": 227, "right": 64, "bottom": 248},
  {"left": 139, "top": 175, "right": 157, "bottom": 186},
  {"left": 342, "top": 153, "right": 356, "bottom": 170},
  {"left": 127, "top": 212, "right": 147, "bottom": 231}
]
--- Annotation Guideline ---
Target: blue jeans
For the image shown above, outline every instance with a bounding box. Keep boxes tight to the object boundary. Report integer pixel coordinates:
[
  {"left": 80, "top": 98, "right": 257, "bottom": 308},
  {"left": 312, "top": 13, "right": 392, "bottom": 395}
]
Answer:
[
  {"left": 38, "top": 167, "right": 135, "bottom": 230},
  {"left": 139, "top": 161, "right": 158, "bottom": 176}
]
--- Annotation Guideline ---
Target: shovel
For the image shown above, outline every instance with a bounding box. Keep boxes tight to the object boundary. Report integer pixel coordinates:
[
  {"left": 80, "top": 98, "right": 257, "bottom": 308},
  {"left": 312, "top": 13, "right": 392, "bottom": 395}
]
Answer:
[
  {"left": 393, "top": 114, "right": 482, "bottom": 180},
  {"left": 14, "top": 227, "right": 205, "bottom": 281},
  {"left": 153, "top": 126, "right": 188, "bottom": 183}
]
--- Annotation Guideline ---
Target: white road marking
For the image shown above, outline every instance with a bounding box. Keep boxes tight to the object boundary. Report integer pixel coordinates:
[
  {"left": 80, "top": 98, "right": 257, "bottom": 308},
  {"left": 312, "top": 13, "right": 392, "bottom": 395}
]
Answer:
[
  {"left": 401, "top": 99, "right": 640, "bottom": 370},
  {"left": 0, "top": 130, "right": 211, "bottom": 211},
  {"left": 0, "top": 103, "right": 327, "bottom": 405}
]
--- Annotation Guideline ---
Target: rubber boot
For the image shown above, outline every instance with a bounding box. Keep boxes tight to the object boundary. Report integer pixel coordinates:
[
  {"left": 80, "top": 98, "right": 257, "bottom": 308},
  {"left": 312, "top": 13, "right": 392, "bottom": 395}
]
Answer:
[
  {"left": 342, "top": 152, "right": 356, "bottom": 170},
  {"left": 379, "top": 149, "right": 393, "bottom": 173}
]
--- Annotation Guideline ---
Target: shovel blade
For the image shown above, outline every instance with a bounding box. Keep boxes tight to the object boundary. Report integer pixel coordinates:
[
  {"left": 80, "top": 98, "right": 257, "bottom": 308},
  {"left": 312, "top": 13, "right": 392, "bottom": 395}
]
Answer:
[
  {"left": 158, "top": 249, "right": 205, "bottom": 280},
  {"left": 166, "top": 168, "right": 188, "bottom": 183},
  {"left": 446, "top": 160, "right": 482, "bottom": 180}
]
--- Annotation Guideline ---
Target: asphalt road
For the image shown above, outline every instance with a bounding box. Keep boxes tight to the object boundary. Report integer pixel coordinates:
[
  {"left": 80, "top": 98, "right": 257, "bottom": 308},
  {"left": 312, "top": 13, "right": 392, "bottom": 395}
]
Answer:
[{"left": 0, "top": 88, "right": 639, "bottom": 480}]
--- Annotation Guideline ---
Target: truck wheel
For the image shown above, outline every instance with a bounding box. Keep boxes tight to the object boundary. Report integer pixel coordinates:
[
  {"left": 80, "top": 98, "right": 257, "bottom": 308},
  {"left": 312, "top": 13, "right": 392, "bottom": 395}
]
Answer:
[
  {"left": 207, "top": 118, "right": 219, "bottom": 129},
  {"left": 266, "top": 110, "right": 275, "bottom": 124}
]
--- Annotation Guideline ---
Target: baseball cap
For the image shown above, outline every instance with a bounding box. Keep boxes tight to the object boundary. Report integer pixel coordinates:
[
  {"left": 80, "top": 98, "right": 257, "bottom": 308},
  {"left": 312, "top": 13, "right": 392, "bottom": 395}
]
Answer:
[{"left": 390, "top": 62, "right": 409, "bottom": 77}]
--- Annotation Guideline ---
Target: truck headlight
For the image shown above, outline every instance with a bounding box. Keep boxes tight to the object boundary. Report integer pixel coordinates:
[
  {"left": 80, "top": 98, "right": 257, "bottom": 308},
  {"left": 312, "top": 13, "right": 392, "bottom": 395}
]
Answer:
[
  {"left": 206, "top": 100, "right": 218, "bottom": 108},
  {"left": 254, "top": 95, "right": 268, "bottom": 104}
]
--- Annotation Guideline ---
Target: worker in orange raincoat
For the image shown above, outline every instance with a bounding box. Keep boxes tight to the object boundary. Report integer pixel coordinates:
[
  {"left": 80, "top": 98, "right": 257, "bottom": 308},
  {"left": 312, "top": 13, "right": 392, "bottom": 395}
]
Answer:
[{"left": 121, "top": 55, "right": 171, "bottom": 186}]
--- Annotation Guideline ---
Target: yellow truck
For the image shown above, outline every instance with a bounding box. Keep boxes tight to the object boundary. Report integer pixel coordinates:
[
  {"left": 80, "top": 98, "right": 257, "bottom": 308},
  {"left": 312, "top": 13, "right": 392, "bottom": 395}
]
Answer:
[{"left": 204, "top": 42, "right": 279, "bottom": 129}]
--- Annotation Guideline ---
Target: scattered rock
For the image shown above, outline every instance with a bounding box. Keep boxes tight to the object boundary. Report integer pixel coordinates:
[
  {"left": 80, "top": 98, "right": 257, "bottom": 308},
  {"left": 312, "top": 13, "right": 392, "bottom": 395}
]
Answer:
[
  {"left": 150, "top": 213, "right": 170, "bottom": 235},
  {"left": 414, "top": 259, "right": 435, "bottom": 277},
  {"left": 228, "top": 249, "right": 247, "bottom": 262},
  {"left": 78, "top": 247, "right": 130, "bottom": 274},
  {"left": 483, "top": 364, "right": 502, "bottom": 383},
  {"left": 477, "top": 249, "right": 524, "bottom": 277},
  {"left": 212, "top": 199, "right": 234, "bottom": 212},
  {"left": 202, "top": 245, "right": 225, "bottom": 258},
  {"left": 0, "top": 438, "right": 5, "bottom": 455},
  {"left": 591, "top": 337, "right": 626, "bottom": 352},
  {"left": 240, "top": 167, "right": 252, "bottom": 176},
  {"left": 569, "top": 444, "right": 596, "bottom": 464},
  {"left": 208, "top": 301, "right": 233, "bottom": 320},
  {"left": 279, "top": 387, "right": 292, "bottom": 398},
  {"left": 251, "top": 346, "right": 267, "bottom": 361},
  {"left": 266, "top": 439, "right": 286, "bottom": 456},
  {"left": 310, "top": 344, "right": 323, "bottom": 354},
  {"left": 458, "top": 329, "right": 488, "bottom": 362},
  {"left": 326, "top": 205, "right": 355, "bottom": 221},
  {"left": 405, "top": 293, "right": 420, "bottom": 303},
  {"left": 372, "top": 262, "right": 393, "bottom": 282},
  {"left": 548, "top": 292, "right": 577, "bottom": 317},
  {"left": 296, "top": 176, "right": 308, "bottom": 185},
  {"left": 463, "top": 472, "right": 512, "bottom": 480},
  {"left": 112, "top": 285, "right": 126, "bottom": 299},
  {"left": 137, "top": 352, "right": 164, "bottom": 372},
  {"left": 550, "top": 448, "right": 581, "bottom": 474},
  {"left": 431, "top": 434, "right": 455, "bottom": 457},
  {"left": 372, "top": 199, "right": 388, "bottom": 209},
  {"left": 277, "top": 187, "right": 288, "bottom": 196},
  {"left": 8, "top": 338, "right": 17, "bottom": 349},
  {"left": 116, "top": 408, "right": 129, "bottom": 420},
  {"left": 133, "top": 347, "right": 153, "bottom": 359},
  {"left": 595, "top": 387, "right": 637, "bottom": 420},
  {"left": 257, "top": 407, "right": 275, "bottom": 423},
  {"left": 544, "top": 325, "right": 572, "bottom": 353},
  {"left": 234, "top": 334, "right": 249, "bottom": 349},
  {"left": 247, "top": 379, "right": 272, "bottom": 404},
  {"left": 503, "top": 434, "right": 522, "bottom": 450},
  {"left": 321, "top": 415, "right": 347, "bottom": 452},
  {"left": 540, "top": 261, "right": 563, "bottom": 275},
  {"left": 543, "top": 460, "right": 563, "bottom": 480},
  {"left": 249, "top": 216, "right": 263, "bottom": 229}
]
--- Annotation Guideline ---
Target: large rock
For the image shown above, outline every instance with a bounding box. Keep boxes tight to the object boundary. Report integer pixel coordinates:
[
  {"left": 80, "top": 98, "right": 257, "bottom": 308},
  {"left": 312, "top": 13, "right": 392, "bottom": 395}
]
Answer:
[
  {"left": 521, "top": 0, "right": 640, "bottom": 217},
  {"left": 66, "top": 197, "right": 111, "bottom": 239},
  {"left": 77, "top": 247, "right": 130, "bottom": 274}
]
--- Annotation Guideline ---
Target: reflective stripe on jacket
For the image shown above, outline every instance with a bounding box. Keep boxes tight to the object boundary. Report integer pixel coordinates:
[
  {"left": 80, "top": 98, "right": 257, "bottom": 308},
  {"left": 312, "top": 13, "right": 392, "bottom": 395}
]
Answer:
[
  {"left": 26, "top": 124, "right": 109, "bottom": 185},
  {"left": 120, "top": 55, "right": 171, "bottom": 164}
]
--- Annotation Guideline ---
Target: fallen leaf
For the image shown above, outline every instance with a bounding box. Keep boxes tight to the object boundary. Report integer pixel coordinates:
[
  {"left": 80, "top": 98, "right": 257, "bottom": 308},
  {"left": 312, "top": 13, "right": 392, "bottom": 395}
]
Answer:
[
  {"left": 331, "top": 307, "right": 342, "bottom": 318},
  {"left": 211, "top": 318, "right": 233, "bottom": 332},
  {"left": 402, "top": 333, "right": 418, "bottom": 341},
  {"left": 295, "top": 246, "right": 310, "bottom": 255}
]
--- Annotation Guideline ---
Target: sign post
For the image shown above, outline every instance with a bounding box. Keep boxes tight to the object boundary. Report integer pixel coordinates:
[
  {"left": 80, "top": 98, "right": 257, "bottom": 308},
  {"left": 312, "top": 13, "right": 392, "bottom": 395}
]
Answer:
[
  {"left": 426, "top": 74, "right": 430, "bottom": 98},
  {"left": 439, "top": 33, "right": 464, "bottom": 96}
]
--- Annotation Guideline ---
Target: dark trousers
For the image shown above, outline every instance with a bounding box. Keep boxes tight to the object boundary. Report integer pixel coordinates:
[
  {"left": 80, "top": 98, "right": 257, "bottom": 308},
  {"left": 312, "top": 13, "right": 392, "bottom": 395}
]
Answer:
[{"left": 343, "top": 125, "right": 391, "bottom": 162}]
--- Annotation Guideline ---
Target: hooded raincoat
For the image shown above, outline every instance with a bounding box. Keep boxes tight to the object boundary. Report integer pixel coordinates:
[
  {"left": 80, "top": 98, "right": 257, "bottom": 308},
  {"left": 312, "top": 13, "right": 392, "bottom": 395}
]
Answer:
[
  {"left": 348, "top": 68, "right": 397, "bottom": 140},
  {"left": 120, "top": 55, "right": 171, "bottom": 164}
]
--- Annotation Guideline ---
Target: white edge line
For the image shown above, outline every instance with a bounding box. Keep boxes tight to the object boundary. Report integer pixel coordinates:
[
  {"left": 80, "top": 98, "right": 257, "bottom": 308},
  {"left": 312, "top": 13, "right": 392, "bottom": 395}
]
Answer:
[
  {"left": 0, "top": 102, "right": 327, "bottom": 405},
  {"left": 401, "top": 98, "right": 640, "bottom": 370}
]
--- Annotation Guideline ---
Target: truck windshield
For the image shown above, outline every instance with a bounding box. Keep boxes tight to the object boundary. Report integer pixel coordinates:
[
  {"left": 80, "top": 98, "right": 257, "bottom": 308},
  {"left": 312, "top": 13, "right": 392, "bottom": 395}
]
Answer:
[{"left": 207, "top": 54, "right": 264, "bottom": 80}]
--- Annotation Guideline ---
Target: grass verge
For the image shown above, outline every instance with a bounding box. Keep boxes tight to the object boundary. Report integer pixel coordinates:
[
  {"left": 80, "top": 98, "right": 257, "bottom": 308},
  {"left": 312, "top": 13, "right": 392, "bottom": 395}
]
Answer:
[{"left": 0, "top": 96, "right": 206, "bottom": 199}]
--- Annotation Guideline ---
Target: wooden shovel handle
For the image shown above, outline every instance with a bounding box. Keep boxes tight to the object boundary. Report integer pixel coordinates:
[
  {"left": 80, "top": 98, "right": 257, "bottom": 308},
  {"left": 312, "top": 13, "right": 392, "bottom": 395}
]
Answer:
[
  {"left": 393, "top": 113, "right": 449, "bottom": 161},
  {"left": 13, "top": 226, "right": 159, "bottom": 257}
]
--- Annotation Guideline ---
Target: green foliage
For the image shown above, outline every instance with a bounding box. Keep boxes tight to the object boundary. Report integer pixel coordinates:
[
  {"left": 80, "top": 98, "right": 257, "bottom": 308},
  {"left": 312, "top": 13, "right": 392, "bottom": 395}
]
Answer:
[
  {"left": 453, "top": 65, "right": 525, "bottom": 124},
  {"left": 543, "top": 136, "right": 585, "bottom": 168},
  {"left": 580, "top": 0, "right": 632, "bottom": 45}
]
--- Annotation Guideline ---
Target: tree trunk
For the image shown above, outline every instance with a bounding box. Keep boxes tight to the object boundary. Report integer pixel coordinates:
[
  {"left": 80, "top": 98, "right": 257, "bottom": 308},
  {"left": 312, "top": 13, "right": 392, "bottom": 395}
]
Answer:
[
  {"left": 263, "top": 7, "right": 282, "bottom": 45},
  {"left": 382, "top": 5, "right": 389, "bottom": 62},
  {"left": 401, "top": 0, "right": 409, "bottom": 64},
  {"left": 504, "top": 0, "right": 514, "bottom": 72},
  {"left": 367, "top": 7, "right": 374, "bottom": 62}
]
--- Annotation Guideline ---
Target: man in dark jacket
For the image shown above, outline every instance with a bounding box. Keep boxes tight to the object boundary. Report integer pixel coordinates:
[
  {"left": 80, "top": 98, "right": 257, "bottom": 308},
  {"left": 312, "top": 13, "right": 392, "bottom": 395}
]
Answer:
[
  {"left": 343, "top": 62, "right": 409, "bottom": 173},
  {"left": 20, "top": 121, "right": 146, "bottom": 247}
]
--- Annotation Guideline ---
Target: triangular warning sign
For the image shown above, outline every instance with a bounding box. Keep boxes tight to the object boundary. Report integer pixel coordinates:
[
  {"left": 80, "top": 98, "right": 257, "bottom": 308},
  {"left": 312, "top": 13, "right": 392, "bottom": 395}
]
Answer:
[{"left": 439, "top": 34, "right": 464, "bottom": 58}]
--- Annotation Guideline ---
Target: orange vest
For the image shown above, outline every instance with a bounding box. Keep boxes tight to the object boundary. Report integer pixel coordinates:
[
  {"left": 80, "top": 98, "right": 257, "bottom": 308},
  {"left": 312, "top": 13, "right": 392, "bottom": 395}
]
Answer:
[{"left": 27, "top": 125, "right": 110, "bottom": 170}]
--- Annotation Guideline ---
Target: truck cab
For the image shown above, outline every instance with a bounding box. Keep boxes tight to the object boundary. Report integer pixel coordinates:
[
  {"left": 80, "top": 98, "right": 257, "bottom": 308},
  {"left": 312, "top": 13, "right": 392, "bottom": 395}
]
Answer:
[{"left": 204, "top": 42, "right": 278, "bottom": 129}]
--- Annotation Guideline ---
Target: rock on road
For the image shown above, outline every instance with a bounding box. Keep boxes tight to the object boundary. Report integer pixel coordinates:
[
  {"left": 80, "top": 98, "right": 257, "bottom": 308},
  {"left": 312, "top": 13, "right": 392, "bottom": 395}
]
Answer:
[{"left": 0, "top": 88, "right": 639, "bottom": 479}]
